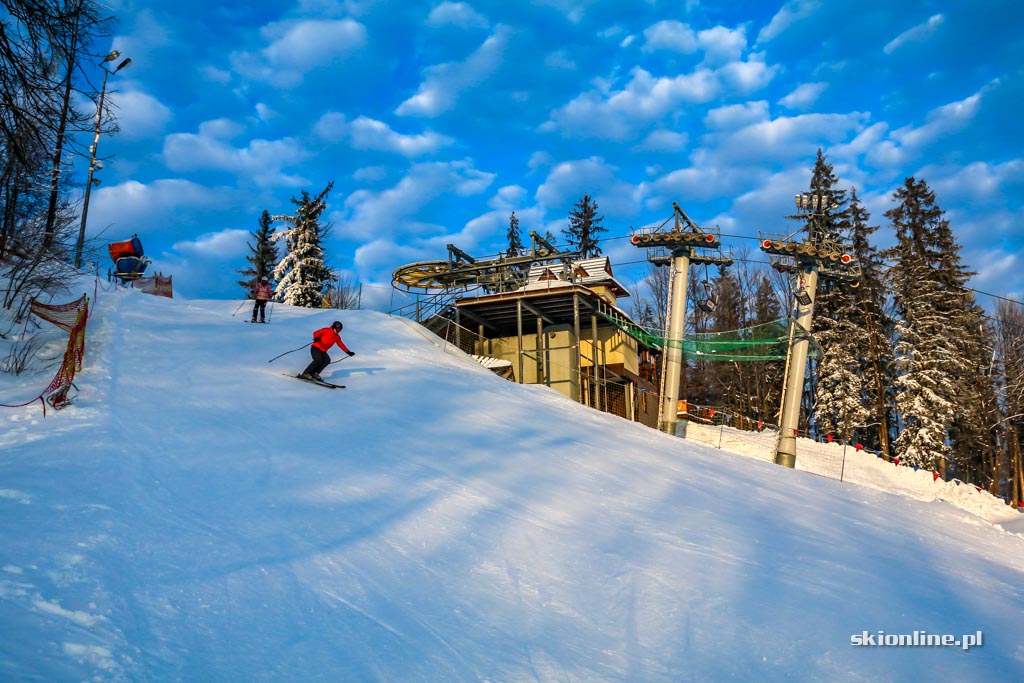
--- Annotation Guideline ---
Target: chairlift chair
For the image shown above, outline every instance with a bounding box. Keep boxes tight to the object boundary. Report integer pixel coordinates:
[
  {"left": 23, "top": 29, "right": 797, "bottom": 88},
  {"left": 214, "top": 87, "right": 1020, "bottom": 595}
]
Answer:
[{"left": 697, "top": 277, "right": 717, "bottom": 314}]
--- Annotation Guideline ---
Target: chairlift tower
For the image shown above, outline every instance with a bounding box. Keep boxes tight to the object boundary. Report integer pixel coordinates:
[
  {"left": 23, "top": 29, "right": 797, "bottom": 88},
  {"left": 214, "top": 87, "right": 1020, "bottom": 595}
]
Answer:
[
  {"left": 631, "top": 202, "right": 733, "bottom": 435},
  {"left": 759, "top": 192, "right": 862, "bottom": 468}
]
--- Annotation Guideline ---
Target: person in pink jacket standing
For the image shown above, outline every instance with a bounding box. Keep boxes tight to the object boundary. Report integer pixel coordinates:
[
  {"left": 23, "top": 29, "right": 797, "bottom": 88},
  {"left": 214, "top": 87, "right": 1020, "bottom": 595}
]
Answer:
[
  {"left": 251, "top": 276, "right": 273, "bottom": 323},
  {"left": 300, "top": 321, "right": 354, "bottom": 381}
]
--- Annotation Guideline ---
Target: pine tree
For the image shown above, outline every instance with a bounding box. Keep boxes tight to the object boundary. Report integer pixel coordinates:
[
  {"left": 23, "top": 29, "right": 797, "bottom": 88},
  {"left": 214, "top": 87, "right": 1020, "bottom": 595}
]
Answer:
[
  {"left": 563, "top": 194, "right": 606, "bottom": 259},
  {"left": 506, "top": 211, "right": 523, "bottom": 256},
  {"left": 273, "top": 182, "right": 336, "bottom": 308},
  {"left": 237, "top": 210, "right": 279, "bottom": 297}
]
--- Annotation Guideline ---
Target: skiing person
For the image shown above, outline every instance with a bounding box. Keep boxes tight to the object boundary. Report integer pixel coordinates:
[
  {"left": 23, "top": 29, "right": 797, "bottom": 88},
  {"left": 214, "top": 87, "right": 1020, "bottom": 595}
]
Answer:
[
  {"left": 251, "top": 276, "right": 273, "bottom": 323},
  {"left": 300, "top": 321, "right": 355, "bottom": 381}
]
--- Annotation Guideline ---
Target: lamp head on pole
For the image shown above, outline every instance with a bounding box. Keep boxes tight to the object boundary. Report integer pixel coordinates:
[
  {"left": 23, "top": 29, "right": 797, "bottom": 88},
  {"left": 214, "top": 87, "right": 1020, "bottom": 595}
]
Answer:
[
  {"left": 103, "top": 50, "right": 120, "bottom": 62},
  {"left": 113, "top": 57, "right": 132, "bottom": 73}
]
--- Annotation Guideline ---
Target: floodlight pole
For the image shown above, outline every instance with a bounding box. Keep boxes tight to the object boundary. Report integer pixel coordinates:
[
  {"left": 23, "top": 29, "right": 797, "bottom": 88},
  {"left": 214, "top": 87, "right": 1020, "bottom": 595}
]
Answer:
[
  {"left": 75, "top": 52, "right": 131, "bottom": 269},
  {"left": 774, "top": 266, "right": 819, "bottom": 467}
]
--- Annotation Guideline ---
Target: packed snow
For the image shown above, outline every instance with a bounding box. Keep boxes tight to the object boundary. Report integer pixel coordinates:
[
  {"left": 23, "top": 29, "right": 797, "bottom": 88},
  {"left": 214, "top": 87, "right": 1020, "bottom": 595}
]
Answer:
[{"left": 1, "top": 284, "right": 1023, "bottom": 682}]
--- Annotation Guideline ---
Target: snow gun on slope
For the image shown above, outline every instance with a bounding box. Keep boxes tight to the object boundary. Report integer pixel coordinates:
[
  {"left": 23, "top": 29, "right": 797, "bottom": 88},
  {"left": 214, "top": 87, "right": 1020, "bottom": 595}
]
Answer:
[{"left": 108, "top": 234, "right": 151, "bottom": 283}]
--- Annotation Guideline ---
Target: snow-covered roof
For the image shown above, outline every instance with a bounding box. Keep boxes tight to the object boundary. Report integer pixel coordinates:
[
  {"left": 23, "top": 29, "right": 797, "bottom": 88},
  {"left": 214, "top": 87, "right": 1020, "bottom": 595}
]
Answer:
[
  {"left": 471, "top": 354, "right": 513, "bottom": 369},
  {"left": 519, "top": 256, "right": 629, "bottom": 297}
]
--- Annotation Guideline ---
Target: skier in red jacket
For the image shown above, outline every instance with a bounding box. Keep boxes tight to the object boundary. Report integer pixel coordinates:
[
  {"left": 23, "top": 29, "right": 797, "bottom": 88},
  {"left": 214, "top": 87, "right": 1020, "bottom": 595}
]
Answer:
[{"left": 300, "top": 321, "right": 354, "bottom": 381}]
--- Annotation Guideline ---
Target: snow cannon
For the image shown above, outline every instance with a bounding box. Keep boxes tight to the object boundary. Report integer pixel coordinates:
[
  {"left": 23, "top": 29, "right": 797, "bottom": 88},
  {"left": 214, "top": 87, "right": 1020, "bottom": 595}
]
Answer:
[{"left": 108, "top": 234, "right": 151, "bottom": 283}]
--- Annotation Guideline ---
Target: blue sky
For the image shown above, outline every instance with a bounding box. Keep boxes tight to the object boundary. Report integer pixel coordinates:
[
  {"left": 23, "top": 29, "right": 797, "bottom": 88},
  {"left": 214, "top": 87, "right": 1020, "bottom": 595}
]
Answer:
[{"left": 85, "top": 0, "right": 1023, "bottom": 308}]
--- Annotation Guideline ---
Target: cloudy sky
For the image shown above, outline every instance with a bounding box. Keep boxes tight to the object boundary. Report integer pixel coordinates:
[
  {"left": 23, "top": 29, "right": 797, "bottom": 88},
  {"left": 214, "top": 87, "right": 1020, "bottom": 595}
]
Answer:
[{"left": 85, "top": 0, "right": 1023, "bottom": 308}]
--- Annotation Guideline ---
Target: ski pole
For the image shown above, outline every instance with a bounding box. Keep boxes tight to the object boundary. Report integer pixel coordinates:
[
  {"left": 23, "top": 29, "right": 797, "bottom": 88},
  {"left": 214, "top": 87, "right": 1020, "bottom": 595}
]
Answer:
[
  {"left": 327, "top": 354, "right": 352, "bottom": 366},
  {"left": 267, "top": 342, "right": 312, "bottom": 363},
  {"left": 232, "top": 299, "right": 248, "bottom": 316},
  {"left": 267, "top": 301, "right": 275, "bottom": 323}
]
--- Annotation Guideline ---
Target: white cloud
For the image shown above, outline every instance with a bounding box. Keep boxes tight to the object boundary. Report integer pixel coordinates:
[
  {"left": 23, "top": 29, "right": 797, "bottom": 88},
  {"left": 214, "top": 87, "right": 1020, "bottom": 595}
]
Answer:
[
  {"left": 545, "top": 50, "right": 576, "bottom": 70},
  {"left": 396, "top": 25, "right": 512, "bottom": 117},
  {"left": 199, "top": 66, "right": 231, "bottom": 84},
  {"left": 534, "top": 157, "right": 645, "bottom": 218},
  {"left": 171, "top": 228, "right": 251, "bottom": 258},
  {"left": 718, "top": 54, "right": 778, "bottom": 92},
  {"left": 884, "top": 14, "right": 944, "bottom": 54},
  {"left": 924, "top": 160, "right": 1024, "bottom": 207},
  {"left": 533, "top": 0, "right": 601, "bottom": 24},
  {"left": 198, "top": 118, "right": 245, "bottom": 139},
  {"left": 778, "top": 82, "right": 828, "bottom": 110},
  {"left": 352, "top": 166, "right": 388, "bottom": 183},
  {"left": 704, "top": 101, "right": 770, "bottom": 129},
  {"left": 544, "top": 67, "right": 721, "bottom": 141},
  {"left": 641, "top": 22, "right": 746, "bottom": 65},
  {"left": 697, "top": 26, "right": 747, "bottom": 66},
  {"left": 756, "top": 0, "right": 822, "bottom": 44},
  {"left": 426, "top": 2, "right": 489, "bottom": 29},
  {"left": 149, "top": 228, "right": 253, "bottom": 299},
  {"left": 255, "top": 103, "right": 276, "bottom": 121},
  {"left": 891, "top": 89, "right": 983, "bottom": 149},
  {"left": 699, "top": 112, "right": 868, "bottom": 165},
  {"left": 644, "top": 164, "right": 770, "bottom": 206},
  {"left": 489, "top": 185, "right": 528, "bottom": 210},
  {"left": 642, "top": 20, "right": 698, "bottom": 53},
  {"left": 230, "top": 19, "right": 367, "bottom": 88},
  {"left": 335, "top": 160, "right": 495, "bottom": 240},
  {"left": 85, "top": 179, "right": 226, "bottom": 242},
  {"left": 313, "top": 114, "right": 453, "bottom": 156},
  {"left": 106, "top": 87, "right": 173, "bottom": 140},
  {"left": 863, "top": 85, "right": 992, "bottom": 168},
  {"left": 635, "top": 129, "right": 688, "bottom": 152},
  {"left": 163, "top": 123, "right": 311, "bottom": 187}
]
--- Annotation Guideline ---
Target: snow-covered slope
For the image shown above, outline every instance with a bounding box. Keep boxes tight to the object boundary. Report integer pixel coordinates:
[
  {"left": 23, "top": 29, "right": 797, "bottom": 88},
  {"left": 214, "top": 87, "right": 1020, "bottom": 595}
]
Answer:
[{"left": 1, "top": 286, "right": 1023, "bottom": 682}]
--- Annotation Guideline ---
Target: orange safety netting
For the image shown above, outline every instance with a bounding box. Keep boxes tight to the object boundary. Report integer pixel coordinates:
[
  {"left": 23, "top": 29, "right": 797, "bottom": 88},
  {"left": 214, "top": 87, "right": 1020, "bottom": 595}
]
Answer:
[{"left": 2, "top": 295, "right": 89, "bottom": 414}]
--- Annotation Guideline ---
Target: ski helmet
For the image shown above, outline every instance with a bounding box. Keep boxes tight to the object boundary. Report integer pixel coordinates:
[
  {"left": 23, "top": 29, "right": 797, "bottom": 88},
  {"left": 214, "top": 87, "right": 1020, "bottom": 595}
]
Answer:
[
  {"left": 261, "top": 276, "right": 269, "bottom": 282},
  {"left": 332, "top": 321, "right": 343, "bottom": 331}
]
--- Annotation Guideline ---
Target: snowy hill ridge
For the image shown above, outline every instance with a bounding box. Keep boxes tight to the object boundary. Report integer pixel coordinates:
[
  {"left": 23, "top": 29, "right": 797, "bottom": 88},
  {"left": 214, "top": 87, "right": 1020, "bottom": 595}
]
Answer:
[{"left": 1, "top": 287, "right": 1023, "bottom": 682}]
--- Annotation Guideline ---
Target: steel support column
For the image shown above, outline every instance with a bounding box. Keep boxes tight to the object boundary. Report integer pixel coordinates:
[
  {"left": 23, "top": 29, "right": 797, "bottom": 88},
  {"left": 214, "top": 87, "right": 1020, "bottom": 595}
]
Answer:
[
  {"left": 775, "top": 268, "right": 819, "bottom": 467},
  {"left": 660, "top": 251, "right": 691, "bottom": 435}
]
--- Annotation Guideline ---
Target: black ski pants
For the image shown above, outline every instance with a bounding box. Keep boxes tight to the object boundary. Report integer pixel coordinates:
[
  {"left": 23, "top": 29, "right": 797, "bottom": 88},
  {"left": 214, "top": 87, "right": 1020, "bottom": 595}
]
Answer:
[
  {"left": 251, "top": 299, "right": 268, "bottom": 321},
  {"left": 303, "top": 347, "right": 330, "bottom": 376}
]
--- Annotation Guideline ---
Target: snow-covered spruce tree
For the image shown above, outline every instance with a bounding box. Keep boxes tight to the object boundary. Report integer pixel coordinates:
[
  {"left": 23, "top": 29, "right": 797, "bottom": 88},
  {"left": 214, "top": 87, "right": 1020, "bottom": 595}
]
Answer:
[
  {"left": 844, "top": 188, "right": 897, "bottom": 456},
  {"left": 814, "top": 316, "right": 869, "bottom": 440},
  {"left": 995, "top": 299, "right": 1024, "bottom": 506},
  {"left": 563, "top": 194, "right": 606, "bottom": 259},
  {"left": 885, "top": 177, "right": 982, "bottom": 472},
  {"left": 236, "top": 210, "right": 279, "bottom": 295},
  {"left": 795, "top": 150, "right": 852, "bottom": 438},
  {"left": 506, "top": 211, "right": 524, "bottom": 256},
  {"left": 273, "top": 182, "right": 336, "bottom": 308},
  {"left": 933, "top": 218, "right": 1001, "bottom": 485}
]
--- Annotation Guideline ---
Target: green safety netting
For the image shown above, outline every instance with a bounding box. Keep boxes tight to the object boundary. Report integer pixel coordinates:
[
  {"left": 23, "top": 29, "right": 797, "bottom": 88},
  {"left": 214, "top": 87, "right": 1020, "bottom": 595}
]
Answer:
[{"left": 611, "top": 318, "right": 814, "bottom": 361}]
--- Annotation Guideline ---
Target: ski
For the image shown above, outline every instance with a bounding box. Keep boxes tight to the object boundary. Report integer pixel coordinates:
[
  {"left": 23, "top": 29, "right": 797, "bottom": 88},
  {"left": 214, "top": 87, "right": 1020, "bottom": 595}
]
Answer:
[
  {"left": 244, "top": 320, "right": 269, "bottom": 323},
  {"left": 284, "top": 373, "right": 345, "bottom": 389}
]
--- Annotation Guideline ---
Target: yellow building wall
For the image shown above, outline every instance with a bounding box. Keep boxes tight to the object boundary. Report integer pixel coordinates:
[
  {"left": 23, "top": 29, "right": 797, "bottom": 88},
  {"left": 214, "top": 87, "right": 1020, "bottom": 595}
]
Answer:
[{"left": 579, "top": 328, "right": 639, "bottom": 377}]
